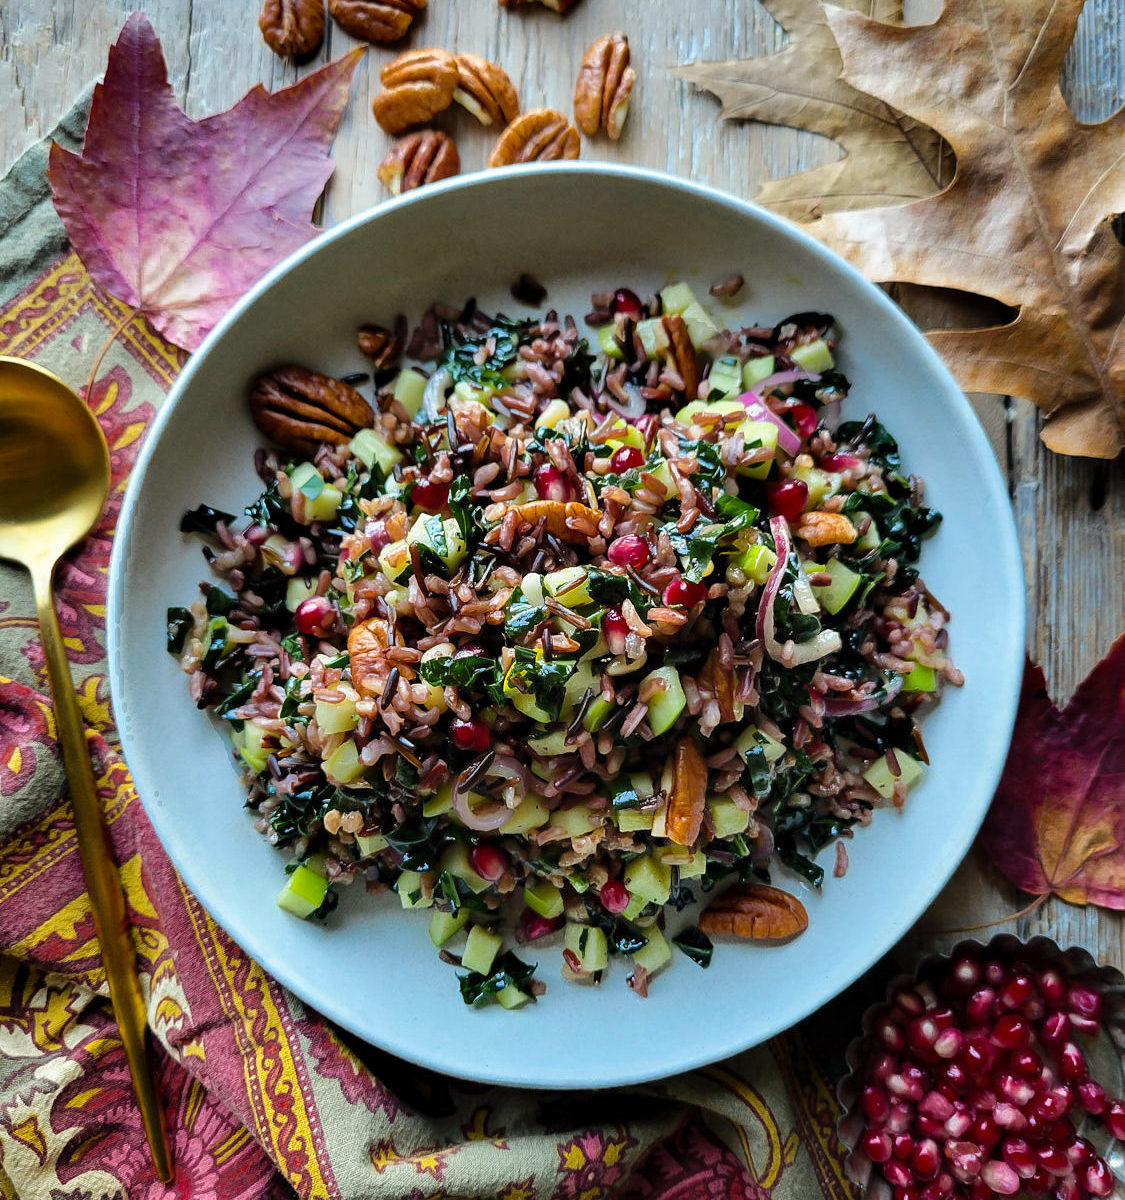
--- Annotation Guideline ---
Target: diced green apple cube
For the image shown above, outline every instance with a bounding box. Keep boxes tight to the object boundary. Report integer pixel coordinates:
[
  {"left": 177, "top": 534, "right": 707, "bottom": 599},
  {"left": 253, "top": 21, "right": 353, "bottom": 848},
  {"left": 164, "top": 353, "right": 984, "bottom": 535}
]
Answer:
[
  {"left": 544, "top": 566, "right": 593, "bottom": 607},
  {"left": 789, "top": 338, "right": 835, "bottom": 372},
  {"left": 276, "top": 864, "right": 329, "bottom": 919},
  {"left": 323, "top": 737, "right": 365, "bottom": 784},
  {"left": 742, "top": 355, "right": 776, "bottom": 389},
  {"left": 395, "top": 869, "right": 434, "bottom": 909},
  {"left": 349, "top": 427, "right": 403, "bottom": 475},
  {"left": 707, "top": 796, "right": 751, "bottom": 838},
  {"left": 735, "top": 419, "right": 780, "bottom": 479},
  {"left": 564, "top": 923, "right": 608, "bottom": 973},
  {"left": 496, "top": 984, "right": 533, "bottom": 1009},
  {"left": 499, "top": 793, "right": 550, "bottom": 835},
  {"left": 462, "top": 925, "right": 503, "bottom": 975},
  {"left": 660, "top": 281, "right": 698, "bottom": 314},
  {"left": 632, "top": 925, "right": 671, "bottom": 974},
  {"left": 524, "top": 878, "right": 564, "bottom": 919},
  {"left": 428, "top": 907, "right": 470, "bottom": 947},
  {"left": 641, "top": 666, "right": 686, "bottom": 735},
  {"left": 903, "top": 663, "right": 938, "bottom": 693},
  {"left": 734, "top": 725, "right": 787, "bottom": 764},
  {"left": 392, "top": 368, "right": 427, "bottom": 417},
  {"left": 623, "top": 855, "right": 672, "bottom": 906},
  {"left": 809, "top": 558, "right": 862, "bottom": 615},
  {"left": 314, "top": 696, "right": 358, "bottom": 735},
  {"left": 863, "top": 752, "right": 925, "bottom": 800}
]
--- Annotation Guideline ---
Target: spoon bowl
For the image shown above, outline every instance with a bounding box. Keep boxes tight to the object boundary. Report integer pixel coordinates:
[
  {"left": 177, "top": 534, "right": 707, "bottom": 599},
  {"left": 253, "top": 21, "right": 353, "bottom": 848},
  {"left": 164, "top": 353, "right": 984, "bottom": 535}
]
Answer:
[{"left": 0, "top": 356, "right": 171, "bottom": 1182}]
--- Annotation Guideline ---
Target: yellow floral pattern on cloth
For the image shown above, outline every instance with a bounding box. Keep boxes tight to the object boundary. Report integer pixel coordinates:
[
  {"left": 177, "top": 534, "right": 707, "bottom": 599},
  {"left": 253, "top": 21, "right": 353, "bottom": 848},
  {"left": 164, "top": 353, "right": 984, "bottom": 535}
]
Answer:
[{"left": 0, "top": 197, "right": 861, "bottom": 1198}]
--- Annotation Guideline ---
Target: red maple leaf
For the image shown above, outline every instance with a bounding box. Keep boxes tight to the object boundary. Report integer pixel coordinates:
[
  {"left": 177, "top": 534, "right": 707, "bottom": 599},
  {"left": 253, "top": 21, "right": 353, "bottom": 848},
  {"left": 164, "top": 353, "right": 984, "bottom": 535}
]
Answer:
[
  {"left": 48, "top": 14, "right": 362, "bottom": 352},
  {"left": 979, "top": 635, "right": 1125, "bottom": 910}
]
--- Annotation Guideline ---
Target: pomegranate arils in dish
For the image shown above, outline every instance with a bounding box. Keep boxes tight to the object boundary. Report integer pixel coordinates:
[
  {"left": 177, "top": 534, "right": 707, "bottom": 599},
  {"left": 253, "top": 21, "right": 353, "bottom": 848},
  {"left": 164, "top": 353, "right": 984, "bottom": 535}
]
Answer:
[
  {"left": 531, "top": 462, "right": 572, "bottom": 501},
  {"left": 294, "top": 595, "right": 336, "bottom": 638},
  {"left": 850, "top": 950, "right": 1124, "bottom": 1200}
]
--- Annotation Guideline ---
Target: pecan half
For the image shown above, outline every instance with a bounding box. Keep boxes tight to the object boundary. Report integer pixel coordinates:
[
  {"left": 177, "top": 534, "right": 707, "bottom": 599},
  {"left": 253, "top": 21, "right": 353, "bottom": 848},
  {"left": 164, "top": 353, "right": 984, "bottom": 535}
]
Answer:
[
  {"left": 249, "top": 366, "right": 374, "bottom": 453},
  {"left": 348, "top": 616, "right": 392, "bottom": 699},
  {"left": 259, "top": 0, "right": 324, "bottom": 57},
  {"left": 698, "top": 883, "right": 809, "bottom": 941},
  {"left": 510, "top": 499, "right": 601, "bottom": 542},
  {"left": 372, "top": 48, "right": 459, "bottom": 133},
  {"left": 498, "top": 0, "right": 580, "bottom": 11},
  {"left": 453, "top": 54, "right": 519, "bottom": 127},
  {"left": 665, "top": 737, "right": 707, "bottom": 846},
  {"left": 328, "top": 0, "right": 425, "bottom": 43},
  {"left": 356, "top": 318, "right": 406, "bottom": 367},
  {"left": 661, "top": 314, "right": 699, "bottom": 400},
  {"left": 574, "top": 32, "right": 635, "bottom": 139},
  {"left": 488, "top": 109, "right": 581, "bottom": 168},
  {"left": 377, "top": 130, "right": 460, "bottom": 195},
  {"left": 792, "top": 511, "right": 858, "bottom": 547}
]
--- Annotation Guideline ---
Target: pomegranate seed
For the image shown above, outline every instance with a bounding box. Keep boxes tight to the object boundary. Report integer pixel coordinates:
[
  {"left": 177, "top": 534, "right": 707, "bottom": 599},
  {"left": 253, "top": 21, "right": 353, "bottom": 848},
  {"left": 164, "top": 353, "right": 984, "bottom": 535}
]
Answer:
[
  {"left": 294, "top": 595, "right": 336, "bottom": 638},
  {"left": 862, "top": 1085, "right": 891, "bottom": 1123},
  {"left": 971, "top": 1114, "right": 1002, "bottom": 1148},
  {"left": 981, "top": 1159, "right": 1021, "bottom": 1195},
  {"left": 602, "top": 608, "right": 629, "bottom": 654},
  {"left": 519, "top": 908, "right": 563, "bottom": 941},
  {"left": 944, "top": 1111, "right": 973, "bottom": 1139},
  {"left": 1010, "top": 1047, "right": 1044, "bottom": 1078},
  {"left": 968, "top": 1180, "right": 992, "bottom": 1200},
  {"left": 450, "top": 718, "right": 491, "bottom": 754},
  {"left": 970, "top": 1087, "right": 998, "bottom": 1112},
  {"left": 609, "top": 445, "right": 644, "bottom": 473},
  {"left": 1067, "top": 1138, "right": 1094, "bottom": 1167},
  {"left": 1052, "top": 1178, "right": 1084, "bottom": 1200},
  {"left": 1024, "top": 1167, "right": 1051, "bottom": 1196},
  {"left": 871, "top": 1053, "right": 898, "bottom": 1084},
  {"left": 998, "top": 1072, "right": 1037, "bottom": 1106},
  {"left": 789, "top": 402, "right": 818, "bottom": 441},
  {"left": 411, "top": 477, "right": 450, "bottom": 511},
  {"left": 940, "top": 1062, "right": 970, "bottom": 1093},
  {"left": 1058, "top": 1041, "right": 1088, "bottom": 1084},
  {"left": 532, "top": 463, "right": 572, "bottom": 502},
  {"left": 920, "top": 1091, "right": 955, "bottom": 1121},
  {"left": 1038, "top": 969, "right": 1067, "bottom": 1009},
  {"left": 950, "top": 956, "right": 982, "bottom": 992},
  {"left": 1037, "top": 1145, "right": 1072, "bottom": 1176},
  {"left": 992, "top": 1013, "right": 1031, "bottom": 1049},
  {"left": 909, "top": 1015, "right": 942, "bottom": 1051},
  {"left": 888, "top": 1101, "right": 916, "bottom": 1133},
  {"left": 1024, "top": 997, "right": 1047, "bottom": 1021},
  {"left": 893, "top": 985, "right": 926, "bottom": 1017},
  {"left": 967, "top": 989, "right": 997, "bottom": 1024},
  {"left": 1076, "top": 1080, "right": 1106, "bottom": 1115},
  {"left": 599, "top": 879, "right": 629, "bottom": 914},
  {"left": 1041, "top": 1012, "right": 1072, "bottom": 1047},
  {"left": 893, "top": 1188, "right": 920, "bottom": 1200},
  {"left": 893, "top": 1133, "right": 916, "bottom": 1161},
  {"left": 983, "top": 960, "right": 1007, "bottom": 988},
  {"left": 607, "top": 533, "right": 650, "bottom": 567},
  {"left": 993, "top": 1101, "right": 1029, "bottom": 1131},
  {"left": 912, "top": 1140, "right": 941, "bottom": 1181},
  {"left": 469, "top": 842, "right": 508, "bottom": 881},
  {"left": 1068, "top": 1013, "right": 1100, "bottom": 1036},
  {"left": 862, "top": 1128, "right": 893, "bottom": 1163},
  {"left": 1104, "top": 1097, "right": 1125, "bottom": 1139},
  {"left": 916, "top": 1114, "right": 946, "bottom": 1139},
  {"left": 611, "top": 287, "right": 644, "bottom": 319},
  {"left": 1024, "top": 1111, "right": 1053, "bottom": 1142},
  {"left": 820, "top": 450, "right": 862, "bottom": 471},
  {"left": 961, "top": 1034, "right": 998, "bottom": 1076},
  {"left": 1003, "top": 1137, "right": 1038, "bottom": 1178},
  {"left": 999, "top": 974, "right": 1036, "bottom": 1010},
  {"left": 765, "top": 478, "right": 809, "bottom": 521},
  {"left": 1033, "top": 1088, "right": 1072, "bottom": 1122},
  {"left": 244, "top": 523, "right": 271, "bottom": 547},
  {"left": 945, "top": 1141, "right": 983, "bottom": 1180},
  {"left": 920, "top": 1175, "right": 955, "bottom": 1200},
  {"left": 883, "top": 1160, "right": 914, "bottom": 1188},
  {"left": 1067, "top": 986, "right": 1102, "bottom": 1021},
  {"left": 930, "top": 1007, "right": 955, "bottom": 1030},
  {"left": 916, "top": 982, "right": 940, "bottom": 1010},
  {"left": 663, "top": 577, "right": 708, "bottom": 608},
  {"left": 1085, "top": 1158, "right": 1114, "bottom": 1197}
]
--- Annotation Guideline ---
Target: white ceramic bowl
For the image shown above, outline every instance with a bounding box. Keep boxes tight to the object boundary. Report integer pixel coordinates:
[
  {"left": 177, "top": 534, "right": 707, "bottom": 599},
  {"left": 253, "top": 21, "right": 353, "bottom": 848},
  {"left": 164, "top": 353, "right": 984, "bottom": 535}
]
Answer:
[{"left": 108, "top": 164, "right": 1025, "bottom": 1088}]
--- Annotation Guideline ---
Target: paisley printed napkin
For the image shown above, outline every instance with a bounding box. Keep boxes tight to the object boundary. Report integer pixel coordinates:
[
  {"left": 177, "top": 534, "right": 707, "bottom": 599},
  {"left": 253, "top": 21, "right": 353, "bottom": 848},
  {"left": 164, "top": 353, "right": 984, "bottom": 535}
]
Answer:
[{"left": 0, "top": 98, "right": 861, "bottom": 1200}]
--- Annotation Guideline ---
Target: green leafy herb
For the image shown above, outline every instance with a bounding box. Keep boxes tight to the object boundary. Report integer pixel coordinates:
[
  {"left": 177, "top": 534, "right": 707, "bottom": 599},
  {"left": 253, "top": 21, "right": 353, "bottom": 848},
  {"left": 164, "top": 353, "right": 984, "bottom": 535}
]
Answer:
[
  {"left": 448, "top": 475, "right": 475, "bottom": 545},
  {"left": 216, "top": 671, "right": 259, "bottom": 719},
  {"left": 586, "top": 909, "right": 649, "bottom": 955},
  {"left": 166, "top": 607, "right": 194, "bottom": 653},
  {"left": 437, "top": 870, "right": 491, "bottom": 915},
  {"left": 672, "top": 926, "right": 714, "bottom": 968},
  {"left": 179, "top": 504, "right": 235, "bottom": 536},
  {"left": 419, "top": 654, "right": 505, "bottom": 705},
  {"left": 458, "top": 950, "right": 537, "bottom": 1006},
  {"left": 791, "top": 369, "right": 851, "bottom": 406},
  {"left": 663, "top": 493, "right": 758, "bottom": 583},
  {"left": 560, "top": 338, "right": 596, "bottom": 396},
  {"left": 505, "top": 596, "right": 547, "bottom": 640},
  {"left": 202, "top": 583, "right": 235, "bottom": 616},
  {"left": 440, "top": 319, "right": 530, "bottom": 390},
  {"left": 506, "top": 647, "right": 575, "bottom": 721},
  {"left": 200, "top": 617, "right": 229, "bottom": 672},
  {"left": 384, "top": 818, "right": 445, "bottom": 873},
  {"left": 278, "top": 675, "right": 306, "bottom": 723}
]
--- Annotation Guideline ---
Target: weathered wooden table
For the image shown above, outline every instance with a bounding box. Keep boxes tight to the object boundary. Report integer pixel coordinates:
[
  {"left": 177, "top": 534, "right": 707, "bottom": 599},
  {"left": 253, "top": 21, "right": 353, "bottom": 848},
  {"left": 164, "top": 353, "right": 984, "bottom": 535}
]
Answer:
[{"left": 4, "top": 0, "right": 1122, "bottom": 994}]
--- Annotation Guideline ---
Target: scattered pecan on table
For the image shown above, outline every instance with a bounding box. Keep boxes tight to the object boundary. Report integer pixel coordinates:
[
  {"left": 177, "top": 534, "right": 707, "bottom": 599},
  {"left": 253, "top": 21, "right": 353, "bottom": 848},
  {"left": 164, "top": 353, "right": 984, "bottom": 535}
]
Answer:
[
  {"left": 328, "top": 0, "right": 426, "bottom": 43},
  {"left": 452, "top": 54, "right": 520, "bottom": 126},
  {"left": 258, "top": 0, "right": 325, "bottom": 58},
  {"left": 574, "top": 32, "right": 635, "bottom": 139},
  {"left": 378, "top": 130, "right": 461, "bottom": 195},
  {"left": 372, "top": 48, "right": 459, "bottom": 133},
  {"left": 488, "top": 108, "right": 581, "bottom": 167}
]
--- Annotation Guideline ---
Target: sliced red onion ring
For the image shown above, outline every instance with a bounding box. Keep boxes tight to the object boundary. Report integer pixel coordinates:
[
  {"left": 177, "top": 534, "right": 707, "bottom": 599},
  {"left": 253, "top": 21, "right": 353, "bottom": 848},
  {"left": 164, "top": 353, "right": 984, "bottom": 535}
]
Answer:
[
  {"left": 422, "top": 366, "right": 453, "bottom": 421},
  {"left": 757, "top": 516, "right": 843, "bottom": 666},
  {"left": 737, "top": 391, "right": 803, "bottom": 456},
  {"left": 752, "top": 368, "right": 819, "bottom": 395},
  {"left": 606, "top": 381, "right": 647, "bottom": 421},
  {"left": 451, "top": 754, "right": 529, "bottom": 831},
  {"left": 822, "top": 672, "right": 905, "bottom": 717}
]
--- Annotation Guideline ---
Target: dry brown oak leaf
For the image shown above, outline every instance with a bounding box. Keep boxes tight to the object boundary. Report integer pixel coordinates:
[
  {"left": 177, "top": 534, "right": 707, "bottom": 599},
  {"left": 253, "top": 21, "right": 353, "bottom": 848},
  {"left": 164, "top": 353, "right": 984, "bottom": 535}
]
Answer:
[
  {"left": 675, "top": 0, "right": 952, "bottom": 223},
  {"left": 813, "top": 0, "right": 1125, "bottom": 458}
]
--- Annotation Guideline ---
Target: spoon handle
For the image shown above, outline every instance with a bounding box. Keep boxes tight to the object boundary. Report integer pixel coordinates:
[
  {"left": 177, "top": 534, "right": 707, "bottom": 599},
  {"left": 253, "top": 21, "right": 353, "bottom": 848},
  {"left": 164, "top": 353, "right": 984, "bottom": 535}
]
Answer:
[{"left": 32, "top": 564, "right": 173, "bottom": 1184}]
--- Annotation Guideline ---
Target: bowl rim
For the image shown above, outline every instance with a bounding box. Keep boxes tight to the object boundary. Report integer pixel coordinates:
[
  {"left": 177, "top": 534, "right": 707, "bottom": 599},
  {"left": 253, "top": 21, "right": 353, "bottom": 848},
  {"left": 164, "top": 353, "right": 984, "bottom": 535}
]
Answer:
[{"left": 107, "top": 160, "right": 1026, "bottom": 1087}]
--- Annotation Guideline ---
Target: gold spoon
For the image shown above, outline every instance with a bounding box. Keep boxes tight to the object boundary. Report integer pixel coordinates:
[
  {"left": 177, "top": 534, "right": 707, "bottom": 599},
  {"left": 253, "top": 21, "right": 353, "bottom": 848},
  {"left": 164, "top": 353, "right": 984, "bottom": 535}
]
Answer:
[{"left": 0, "top": 357, "right": 172, "bottom": 1183}]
